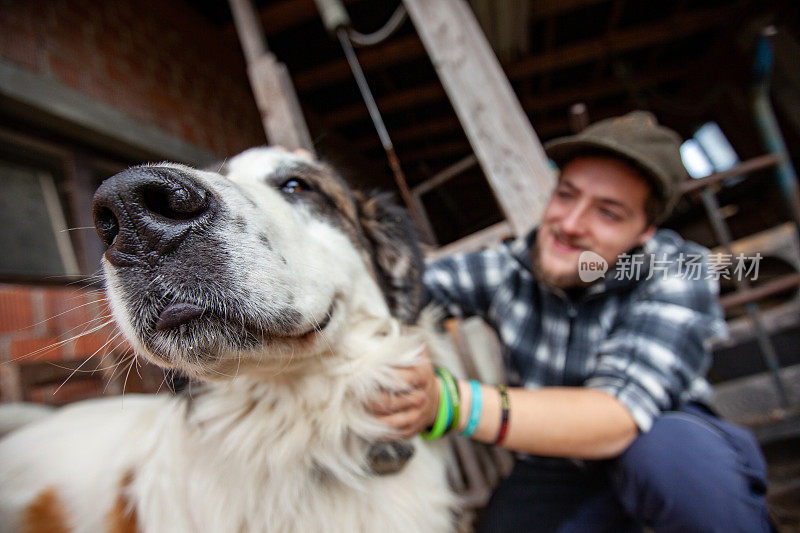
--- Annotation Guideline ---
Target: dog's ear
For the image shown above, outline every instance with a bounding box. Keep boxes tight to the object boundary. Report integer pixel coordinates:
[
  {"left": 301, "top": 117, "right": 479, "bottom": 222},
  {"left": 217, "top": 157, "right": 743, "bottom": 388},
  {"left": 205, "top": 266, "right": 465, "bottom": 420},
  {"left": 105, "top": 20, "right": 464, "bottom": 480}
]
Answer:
[{"left": 354, "top": 191, "right": 425, "bottom": 324}]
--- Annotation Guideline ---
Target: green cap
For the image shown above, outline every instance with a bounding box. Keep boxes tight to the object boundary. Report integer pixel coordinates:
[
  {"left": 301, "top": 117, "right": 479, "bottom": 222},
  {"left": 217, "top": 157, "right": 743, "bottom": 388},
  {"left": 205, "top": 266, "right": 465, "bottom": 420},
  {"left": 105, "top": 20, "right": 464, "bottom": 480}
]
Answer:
[{"left": 543, "top": 111, "right": 687, "bottom": 222}]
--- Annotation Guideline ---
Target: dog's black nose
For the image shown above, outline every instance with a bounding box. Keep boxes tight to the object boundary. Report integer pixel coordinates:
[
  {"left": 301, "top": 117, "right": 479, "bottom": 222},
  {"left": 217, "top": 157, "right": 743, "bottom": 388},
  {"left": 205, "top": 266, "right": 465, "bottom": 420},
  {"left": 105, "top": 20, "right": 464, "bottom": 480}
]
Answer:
[{"left": 92, "top": 166, "right": 215, "bottom": 266}]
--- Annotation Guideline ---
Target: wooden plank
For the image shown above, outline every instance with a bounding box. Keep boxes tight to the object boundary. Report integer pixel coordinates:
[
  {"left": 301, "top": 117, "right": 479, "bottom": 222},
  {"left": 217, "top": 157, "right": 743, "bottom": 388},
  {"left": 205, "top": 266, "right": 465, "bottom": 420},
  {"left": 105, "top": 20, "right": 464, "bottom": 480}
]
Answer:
[
  {"left": 399, "top": 140, "right": 471, "bottom": 166},
  {"left": 522, "top": 64, "right": 694, "bottom": 112},
  {"left": 681, "top": 154, "right": 779, "bottom": 194},
  {"left": 294, "top": 35, "right": 424, "bottom": 92},
  {"left": 323, "top": 5, "right": 729, "bottom": 128},
  {"left": 426, "top": 221, "right": 514, "bottom": 261},
  {"left": 402, "top": 0, "right": 555, "bottom": 235},
  {"left": 221, "top": 0, "right": 364, "bottom": 39},
  {"left": 327, "top": 83, "right": 445, "bottom": 127},
  {"left": 719, "top": 273, "right": 800, "bottom": 310},
  {"left": 507, "top": 5, "right": 738, "bottom": 82},
  {"left": 412, "top": 154, "right": 478, "bottom": 196},
  {"left": 229, "top": 0, "right": 315, "bottom": 153},
  {"left": 529, "top": 0, "right": 608, "bottom": 19}
]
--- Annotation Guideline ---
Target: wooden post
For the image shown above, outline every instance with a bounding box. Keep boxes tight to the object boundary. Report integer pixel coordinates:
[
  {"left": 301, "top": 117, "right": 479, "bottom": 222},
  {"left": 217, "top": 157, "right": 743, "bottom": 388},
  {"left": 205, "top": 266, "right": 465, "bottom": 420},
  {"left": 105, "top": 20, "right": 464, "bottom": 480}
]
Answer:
[
  {"left": 402, "top": 0, "right": 555, "bottom": 235},
  {"left": 228, "top": 0, "right": 315, "bottom": 154}
]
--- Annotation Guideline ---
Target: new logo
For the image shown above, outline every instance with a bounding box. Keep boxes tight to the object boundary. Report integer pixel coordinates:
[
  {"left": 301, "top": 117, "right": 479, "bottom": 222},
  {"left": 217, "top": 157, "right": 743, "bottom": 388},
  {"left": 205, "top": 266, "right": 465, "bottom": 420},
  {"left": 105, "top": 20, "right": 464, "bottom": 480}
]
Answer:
[{"left": 578, "top": 251, "right": 608, "bottom": 283}]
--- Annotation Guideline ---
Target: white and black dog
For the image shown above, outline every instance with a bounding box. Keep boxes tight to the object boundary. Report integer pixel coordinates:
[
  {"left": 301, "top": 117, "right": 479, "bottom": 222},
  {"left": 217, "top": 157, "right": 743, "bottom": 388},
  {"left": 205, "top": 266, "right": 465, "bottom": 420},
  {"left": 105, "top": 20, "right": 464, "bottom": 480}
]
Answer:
[{"left": 0, "top": 148, "right": 455, "bottom": 532}]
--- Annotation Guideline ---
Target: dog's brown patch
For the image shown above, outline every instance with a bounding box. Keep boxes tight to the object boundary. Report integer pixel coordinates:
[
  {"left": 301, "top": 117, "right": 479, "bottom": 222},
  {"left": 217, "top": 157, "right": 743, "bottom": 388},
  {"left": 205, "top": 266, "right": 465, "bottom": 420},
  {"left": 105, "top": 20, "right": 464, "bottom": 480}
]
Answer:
[
  {"left": 23, "top": 487, "right": 71, "bottom": 533},
  {"left": 106, "top": 471, "right": 139, "bottom": 533}
]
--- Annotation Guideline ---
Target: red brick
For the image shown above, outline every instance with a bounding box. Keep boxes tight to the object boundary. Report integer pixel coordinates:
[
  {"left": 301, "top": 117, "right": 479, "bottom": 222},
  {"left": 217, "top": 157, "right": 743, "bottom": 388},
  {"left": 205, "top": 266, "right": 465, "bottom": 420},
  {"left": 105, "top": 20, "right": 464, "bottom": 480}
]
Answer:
[
  {"left": 9, "top": 337, "right": 64, "bottom": 363},
  {"left": 30, "top": 379, "right": 103, "bottom": 406},
  {"left": 43, "top": 287, "right": 93, "bottom": 336},
  {"left": 0, "top": 286, "right": 35, "bottom": 333},
  {"left": 73, "top": 331, "right": 123, "bottom": 358}
]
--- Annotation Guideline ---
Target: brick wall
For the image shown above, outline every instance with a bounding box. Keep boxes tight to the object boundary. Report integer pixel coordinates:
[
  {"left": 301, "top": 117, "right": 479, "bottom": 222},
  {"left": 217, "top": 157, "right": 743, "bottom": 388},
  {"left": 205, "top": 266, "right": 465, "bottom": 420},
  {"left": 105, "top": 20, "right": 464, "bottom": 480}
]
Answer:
[
  {"left": 0, "top": 0, "right": 265, "bottom": 157},
  {"left": 0, "top": 283, "right": 163, "bottom": 405}
]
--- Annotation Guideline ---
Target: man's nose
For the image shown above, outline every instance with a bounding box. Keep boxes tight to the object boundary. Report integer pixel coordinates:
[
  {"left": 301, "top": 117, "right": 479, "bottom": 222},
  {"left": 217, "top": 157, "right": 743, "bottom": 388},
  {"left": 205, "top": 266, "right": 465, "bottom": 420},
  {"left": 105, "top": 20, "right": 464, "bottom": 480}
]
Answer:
[
  {"left": 92, "top": 166, "right": 217, "bottom": 267},
  {"left": 559, "top": 202, "right": 590, "bottom": 235}
]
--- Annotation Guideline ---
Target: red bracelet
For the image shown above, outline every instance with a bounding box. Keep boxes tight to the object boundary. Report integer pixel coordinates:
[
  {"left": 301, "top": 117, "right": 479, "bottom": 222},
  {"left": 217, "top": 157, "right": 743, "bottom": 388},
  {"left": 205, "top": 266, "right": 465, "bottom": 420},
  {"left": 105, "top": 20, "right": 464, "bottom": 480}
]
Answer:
[{"left": 494, "top": 385, "right": 510, "bottom": 445}]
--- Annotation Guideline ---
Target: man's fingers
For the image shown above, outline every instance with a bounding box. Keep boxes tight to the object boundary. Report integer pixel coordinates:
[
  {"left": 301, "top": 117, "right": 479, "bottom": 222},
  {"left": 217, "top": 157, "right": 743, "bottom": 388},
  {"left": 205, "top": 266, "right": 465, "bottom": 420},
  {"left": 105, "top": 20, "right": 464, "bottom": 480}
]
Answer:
[
  {"left": 370, "top": 389, "right": 426, "bottom": 416},
  {"left": 375, "top": 410, "right": 427, "bottom": 439},
  {"left": 392, "top": 366, "right": 429, "bottom": 390}
]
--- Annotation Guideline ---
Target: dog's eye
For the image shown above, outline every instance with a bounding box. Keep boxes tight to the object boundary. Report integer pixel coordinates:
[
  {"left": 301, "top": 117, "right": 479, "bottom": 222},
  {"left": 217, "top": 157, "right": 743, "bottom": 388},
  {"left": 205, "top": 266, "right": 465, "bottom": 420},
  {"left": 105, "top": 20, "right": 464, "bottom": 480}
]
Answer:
[{"left": 280, "top": 178, "right": 312, "bottom": 194}]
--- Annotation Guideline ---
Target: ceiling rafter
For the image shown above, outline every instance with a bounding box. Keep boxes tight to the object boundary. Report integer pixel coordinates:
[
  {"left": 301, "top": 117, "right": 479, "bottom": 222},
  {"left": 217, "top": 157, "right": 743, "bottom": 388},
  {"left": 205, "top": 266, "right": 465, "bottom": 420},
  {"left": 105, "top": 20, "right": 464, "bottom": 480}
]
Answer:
[
  {"left": 321, "top": 5, "right": 737, "bottom": 128},
  {"left": 293, "top": 34, "right": 424, "bottom": 92},
  {"left": 352, "top": 61, "right": 696, "bottom": 156},
  {"left": 222, "top": 0, "right": 363, "bottom": 41},
  {"left": 291, "top": 0, "right": 619, "bottom": 95}
]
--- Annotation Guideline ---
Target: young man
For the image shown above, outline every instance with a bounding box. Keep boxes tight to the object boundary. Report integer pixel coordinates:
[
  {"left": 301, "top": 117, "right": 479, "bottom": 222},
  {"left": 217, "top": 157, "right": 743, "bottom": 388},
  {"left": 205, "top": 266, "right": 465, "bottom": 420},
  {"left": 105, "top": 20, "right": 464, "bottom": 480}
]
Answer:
[{"left": 372, "top": 112, "right": 773, "bottom": 531}]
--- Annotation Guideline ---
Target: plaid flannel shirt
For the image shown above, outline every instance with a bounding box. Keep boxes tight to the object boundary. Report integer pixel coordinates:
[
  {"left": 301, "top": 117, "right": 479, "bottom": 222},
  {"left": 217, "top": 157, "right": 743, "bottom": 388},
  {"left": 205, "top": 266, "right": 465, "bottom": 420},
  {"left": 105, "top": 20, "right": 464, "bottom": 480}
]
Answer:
[{"left": 424, "top": 228, "right": 728, "bottom": 432}]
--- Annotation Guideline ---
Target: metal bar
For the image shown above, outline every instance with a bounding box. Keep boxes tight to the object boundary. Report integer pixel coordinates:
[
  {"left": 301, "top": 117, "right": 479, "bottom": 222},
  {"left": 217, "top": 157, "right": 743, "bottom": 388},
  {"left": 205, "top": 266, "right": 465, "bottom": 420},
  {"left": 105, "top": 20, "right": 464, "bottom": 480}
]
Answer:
[
  {"left": 412, "top": 154, "right": 479, "bottom": 197},
  {"left": 680, "top": 154, "right": 779, "bottom": 194},
  {"left": 700, "top": 188, "right": 790, "bottom": 408},
  {"left": 335, "top": 27, "right": 434, "bottom": 244}
]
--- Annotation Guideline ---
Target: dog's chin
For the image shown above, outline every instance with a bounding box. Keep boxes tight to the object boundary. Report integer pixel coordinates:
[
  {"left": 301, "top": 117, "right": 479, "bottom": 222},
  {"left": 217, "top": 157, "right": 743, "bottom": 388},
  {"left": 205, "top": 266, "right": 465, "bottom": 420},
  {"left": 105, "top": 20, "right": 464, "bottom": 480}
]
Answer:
[{"left": 130, "top": 298, "right": 340, "bottom": 377}]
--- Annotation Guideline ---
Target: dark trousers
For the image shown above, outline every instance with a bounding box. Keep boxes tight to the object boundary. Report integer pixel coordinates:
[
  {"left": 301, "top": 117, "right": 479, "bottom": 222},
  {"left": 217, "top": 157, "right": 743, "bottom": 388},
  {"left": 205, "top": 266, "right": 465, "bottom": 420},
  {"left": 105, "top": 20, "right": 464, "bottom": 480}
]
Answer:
[{"left": 478, "top": 404, "right": 773, "bottom": 532}]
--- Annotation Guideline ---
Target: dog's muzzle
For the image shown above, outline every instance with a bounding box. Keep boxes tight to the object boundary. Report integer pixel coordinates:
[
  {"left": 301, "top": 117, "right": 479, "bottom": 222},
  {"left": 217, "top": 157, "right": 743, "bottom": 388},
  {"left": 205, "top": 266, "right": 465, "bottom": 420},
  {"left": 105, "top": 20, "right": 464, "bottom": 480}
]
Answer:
[{"left": 92, "top": 166, "right": 216, "bottom": 267}]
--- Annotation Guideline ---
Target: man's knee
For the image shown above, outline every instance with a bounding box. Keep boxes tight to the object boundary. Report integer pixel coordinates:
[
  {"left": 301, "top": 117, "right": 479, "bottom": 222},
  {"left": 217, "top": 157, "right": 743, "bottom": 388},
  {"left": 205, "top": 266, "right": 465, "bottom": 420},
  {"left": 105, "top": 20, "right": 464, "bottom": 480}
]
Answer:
[{"left": 610, "top": 407, "right": 770, "bottom": 532}]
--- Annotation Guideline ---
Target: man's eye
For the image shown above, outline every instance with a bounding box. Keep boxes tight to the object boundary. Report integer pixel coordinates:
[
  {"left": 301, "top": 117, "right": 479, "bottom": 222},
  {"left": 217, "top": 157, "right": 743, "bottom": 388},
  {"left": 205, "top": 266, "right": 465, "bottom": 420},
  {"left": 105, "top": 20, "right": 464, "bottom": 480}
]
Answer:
[
  {"left": 599, "top": 209, "right": 622, "bottom": 221},
  {"left": 280, "top": 178, "right": 312, "bottom": 194}
]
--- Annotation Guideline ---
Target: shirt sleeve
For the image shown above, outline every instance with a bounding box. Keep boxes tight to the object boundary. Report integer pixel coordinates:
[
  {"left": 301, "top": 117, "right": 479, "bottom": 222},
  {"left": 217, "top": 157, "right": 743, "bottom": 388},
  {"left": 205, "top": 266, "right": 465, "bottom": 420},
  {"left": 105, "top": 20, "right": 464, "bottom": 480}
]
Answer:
[
  {"left": 422, "top": 249, "right": 505, "bottom": 320},
  {"left": 584, "top": 264, "right": 728, "bottom": 432}
]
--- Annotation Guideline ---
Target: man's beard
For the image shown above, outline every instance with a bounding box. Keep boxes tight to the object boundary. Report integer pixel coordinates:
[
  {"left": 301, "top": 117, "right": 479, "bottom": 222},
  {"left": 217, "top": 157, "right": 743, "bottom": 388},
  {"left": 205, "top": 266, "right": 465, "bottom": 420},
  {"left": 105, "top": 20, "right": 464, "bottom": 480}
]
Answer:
[{"left": 531, "top": 230, "right": 591, "bottom": 289}]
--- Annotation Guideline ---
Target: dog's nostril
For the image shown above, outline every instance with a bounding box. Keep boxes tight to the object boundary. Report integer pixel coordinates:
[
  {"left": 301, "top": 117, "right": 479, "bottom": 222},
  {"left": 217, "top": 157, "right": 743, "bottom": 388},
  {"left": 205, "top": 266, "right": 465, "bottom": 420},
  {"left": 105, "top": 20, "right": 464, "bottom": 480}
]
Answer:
[
  {"left": 142, "top": 182, "right": 208, "bottom": 221},
  {"left": 94, "top": 206, "right": 119, "bottom": 246}
]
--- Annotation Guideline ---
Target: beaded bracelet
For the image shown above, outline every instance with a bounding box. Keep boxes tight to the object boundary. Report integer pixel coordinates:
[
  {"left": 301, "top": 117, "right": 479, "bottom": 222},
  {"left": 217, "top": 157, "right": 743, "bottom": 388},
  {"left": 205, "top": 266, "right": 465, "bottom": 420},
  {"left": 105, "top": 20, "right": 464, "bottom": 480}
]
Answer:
[
  {"left": 494, "top": 385, "right": 510, "bottom": 445},
  {"left": 461, "top": 380, "right": 482, "bottom": 437},
  {"left": 421, "top": 375, "right": 452, "bottom": 441},
  {"left": 435, "top": 366, "right": 460, "bottom": 433}
]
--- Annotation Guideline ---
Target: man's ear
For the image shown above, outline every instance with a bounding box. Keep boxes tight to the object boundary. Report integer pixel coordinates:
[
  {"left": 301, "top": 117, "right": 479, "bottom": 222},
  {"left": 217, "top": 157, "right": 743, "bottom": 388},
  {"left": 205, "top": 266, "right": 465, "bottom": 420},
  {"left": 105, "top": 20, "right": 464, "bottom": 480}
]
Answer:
[
  {"left": 637, "top": 225, "right": 657, "bottom": 247},
  {"left": 353, "top": 191, "right": 425, "bottom": 324}
]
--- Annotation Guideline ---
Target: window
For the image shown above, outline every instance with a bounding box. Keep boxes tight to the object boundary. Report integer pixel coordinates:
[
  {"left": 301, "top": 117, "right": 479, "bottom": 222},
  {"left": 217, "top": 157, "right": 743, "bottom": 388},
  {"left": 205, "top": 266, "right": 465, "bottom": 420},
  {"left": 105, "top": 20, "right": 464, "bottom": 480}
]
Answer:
[
  {"left": 680, "top": 121, "right": 741, "bottom": 181},
  {"left": 0, "top": 161, "right": 79, "bottom": 277}
]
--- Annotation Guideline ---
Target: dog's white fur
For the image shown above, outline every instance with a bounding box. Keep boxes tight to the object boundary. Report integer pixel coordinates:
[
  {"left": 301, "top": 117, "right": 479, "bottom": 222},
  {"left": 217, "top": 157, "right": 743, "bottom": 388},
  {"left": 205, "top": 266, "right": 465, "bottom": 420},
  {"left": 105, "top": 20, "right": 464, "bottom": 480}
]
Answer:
[{"left": 0, "top": 148, "right": 455, "bottom": 532}]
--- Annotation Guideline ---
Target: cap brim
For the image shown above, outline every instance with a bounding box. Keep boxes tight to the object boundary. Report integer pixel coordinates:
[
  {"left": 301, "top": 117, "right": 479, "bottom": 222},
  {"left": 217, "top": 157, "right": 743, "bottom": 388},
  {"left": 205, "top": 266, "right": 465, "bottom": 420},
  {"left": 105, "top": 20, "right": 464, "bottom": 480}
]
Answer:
[{"left": 544, "top": 137, "right": 669, "bottom": 201}]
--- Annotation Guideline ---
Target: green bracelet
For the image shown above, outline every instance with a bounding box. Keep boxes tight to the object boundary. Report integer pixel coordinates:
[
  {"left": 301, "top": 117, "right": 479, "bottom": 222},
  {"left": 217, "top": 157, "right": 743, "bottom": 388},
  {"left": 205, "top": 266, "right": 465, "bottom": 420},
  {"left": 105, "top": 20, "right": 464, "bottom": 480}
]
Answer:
[
  {"left": 421, "top": 376, "right": 451, "bottom": 441},
  {"left": 436, "top": 366, "right": 460, "bottom": 432}
]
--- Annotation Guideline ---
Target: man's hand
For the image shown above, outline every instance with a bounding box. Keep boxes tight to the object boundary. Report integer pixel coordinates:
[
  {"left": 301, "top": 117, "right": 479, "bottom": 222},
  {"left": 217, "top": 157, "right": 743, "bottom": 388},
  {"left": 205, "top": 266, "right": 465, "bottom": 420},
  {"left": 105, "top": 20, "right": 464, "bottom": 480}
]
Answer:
[{"left": 369, "top": 354, "right": 440, "bottom": 439}]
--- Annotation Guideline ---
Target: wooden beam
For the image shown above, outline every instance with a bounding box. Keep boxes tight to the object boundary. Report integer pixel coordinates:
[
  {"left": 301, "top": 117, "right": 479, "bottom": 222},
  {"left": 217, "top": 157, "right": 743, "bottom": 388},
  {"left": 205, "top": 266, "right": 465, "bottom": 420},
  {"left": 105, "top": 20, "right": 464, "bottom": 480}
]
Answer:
[
  {"left": 354, "top": 65, "right": 688, "bottom": 155},
  {"left": 522, "top": 64, "right": 694, "bottom": 113},
  {"left": 426, "top": 221, "right": 513, "bottom": 261},
  {"left": 354, "top": 116, "right": 462, "bottom": 152},
  {"left": 529, "top": 0, "right": 609, "bottom": 19},
  {"left": 403, "top": 0, "right": 555, "bottom": 235},
  {"left": 412, "top": 154, "right": 478, "bottom": 196},
  {"left": 295, "top": 0, "right": 619, "bottom": 96},
  {"left": 229, "top": 0, "right": 315, "bottom": 153},
  {"left": 293, "top": 35, "right": 424, "bottom": 92},
  {"left": 506, "top": 5, "right": 737, "bottom": 81},
  {"left": 719, "top": 273, "right": 800, "bottom": 310},
  {"left": 327, "top": 83, "right": 445, "bottom": 127},
  {"left": 399, "top": 140, "right": 471, "bottom": 166},
  {"left": 323, "top": 6, "right": 734, "bottom": 128},
  {"left": 680, "top": 154, "right": 779, "bottom": 194},
  {"left": 222, "top": 0, "right": 363, "bottom": 39}
]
